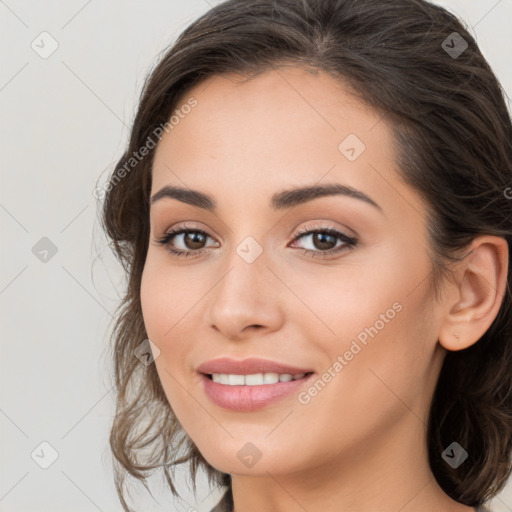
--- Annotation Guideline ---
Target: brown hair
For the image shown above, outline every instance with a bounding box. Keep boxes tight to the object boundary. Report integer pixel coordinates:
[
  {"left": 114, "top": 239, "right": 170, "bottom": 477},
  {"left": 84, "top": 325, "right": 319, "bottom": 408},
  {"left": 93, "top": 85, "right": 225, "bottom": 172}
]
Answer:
[{"left": 99, "top": 0, "right": 512, "bottom": 509}]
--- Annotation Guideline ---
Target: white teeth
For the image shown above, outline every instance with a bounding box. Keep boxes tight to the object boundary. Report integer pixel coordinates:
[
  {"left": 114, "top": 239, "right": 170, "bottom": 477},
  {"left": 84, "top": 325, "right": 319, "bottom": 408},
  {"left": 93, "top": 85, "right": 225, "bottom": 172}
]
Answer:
[
  {"left": 263, "top": 372, "right": 279, "bottom": 384},
  {"left": 211, "top": 372, "right": 308, "bottom": 385},
  {"left": 217, "top": 373, "right": 229, "bottom": 385},
  {"left": 228, "top": 374, "right": 245, "bottom": 385},
  {"left": 246, "top": 373, "right": 267, "bottom": 385}
]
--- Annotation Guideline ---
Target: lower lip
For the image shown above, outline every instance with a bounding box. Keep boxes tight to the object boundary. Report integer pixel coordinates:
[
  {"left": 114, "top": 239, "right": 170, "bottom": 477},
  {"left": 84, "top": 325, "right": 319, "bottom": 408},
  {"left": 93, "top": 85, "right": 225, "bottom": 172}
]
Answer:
[{"left": 199, "top": 373, "right": 315, "bottom": 411}]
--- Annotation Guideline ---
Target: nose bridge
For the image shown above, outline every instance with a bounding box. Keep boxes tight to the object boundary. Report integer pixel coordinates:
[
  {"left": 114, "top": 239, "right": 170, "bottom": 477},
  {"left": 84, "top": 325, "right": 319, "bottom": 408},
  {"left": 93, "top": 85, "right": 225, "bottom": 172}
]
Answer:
[
  {"left": 215, "top": 232, "right": 271, "bottom": 305},
  {"left": 219, "top": 208, "right": 271, "bottom": 281},
  {"left": 227, "top": 199, "right": 297, "bottom": 283},
  {"left": 205, "top": 231, "right": 284, "bottom": 337}
]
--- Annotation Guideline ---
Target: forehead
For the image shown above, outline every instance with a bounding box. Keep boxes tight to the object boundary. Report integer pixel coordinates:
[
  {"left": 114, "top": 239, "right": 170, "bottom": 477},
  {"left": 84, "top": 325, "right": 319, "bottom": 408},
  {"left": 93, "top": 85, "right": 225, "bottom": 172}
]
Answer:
[
  {"left": 150, "top": 67, "right": 424, "bottom": 221},
  {"left": 161, "top": 67, "right": 384, "bottom": 153}
]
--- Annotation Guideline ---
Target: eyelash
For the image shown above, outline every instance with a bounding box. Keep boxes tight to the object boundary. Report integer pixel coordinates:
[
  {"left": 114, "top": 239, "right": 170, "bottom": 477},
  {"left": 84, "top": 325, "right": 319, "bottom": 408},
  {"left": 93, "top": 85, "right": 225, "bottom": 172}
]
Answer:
[{"left": 155, "top": 223, "right": 358, "bottom": 259}]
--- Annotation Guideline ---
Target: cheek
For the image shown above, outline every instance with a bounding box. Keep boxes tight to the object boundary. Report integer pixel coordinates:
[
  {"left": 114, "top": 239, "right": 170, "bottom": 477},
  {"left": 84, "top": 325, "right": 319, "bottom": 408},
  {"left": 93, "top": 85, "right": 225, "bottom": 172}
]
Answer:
[
  {"left": 295, "top": 243, "right": 419, "bottom": 341},
  {"left": 140, "top": 262, "right": 198, "bottom": 417},
  {"left": 306, "top": 242, "right": 434, "bottom": 398},
  {"left": 140, "top": 256, "right": 202, "bottom": 341},
  {"left": 140, "top": 256, "right": 211, "bottom": 400}
]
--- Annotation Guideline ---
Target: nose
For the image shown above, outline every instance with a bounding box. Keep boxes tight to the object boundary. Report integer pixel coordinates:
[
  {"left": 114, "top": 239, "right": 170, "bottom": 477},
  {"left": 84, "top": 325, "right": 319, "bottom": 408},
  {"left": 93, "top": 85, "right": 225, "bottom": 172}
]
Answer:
[{"left": 205, "top": 244, "right": 285, "bottom": 341}]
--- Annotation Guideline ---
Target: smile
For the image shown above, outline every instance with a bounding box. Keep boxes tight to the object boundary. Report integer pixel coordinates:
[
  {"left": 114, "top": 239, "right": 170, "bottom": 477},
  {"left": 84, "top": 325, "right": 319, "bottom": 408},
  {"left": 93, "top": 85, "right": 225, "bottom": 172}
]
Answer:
[
  {"left": 200, "top": 372, "right": 315, "bottom": 411},
  {"left": 208, "top": 372, "right": 309, "bottom": 385}
]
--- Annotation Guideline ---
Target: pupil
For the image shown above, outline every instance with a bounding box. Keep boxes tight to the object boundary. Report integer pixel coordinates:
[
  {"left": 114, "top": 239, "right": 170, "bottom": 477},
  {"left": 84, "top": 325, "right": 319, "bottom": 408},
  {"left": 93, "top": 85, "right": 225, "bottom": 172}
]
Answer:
[
  {"left": 315, "top": 233, "right": 335, "bottom": 250},
  {"left": 186, "top": 232, "right": 205, "bottom": 249}
]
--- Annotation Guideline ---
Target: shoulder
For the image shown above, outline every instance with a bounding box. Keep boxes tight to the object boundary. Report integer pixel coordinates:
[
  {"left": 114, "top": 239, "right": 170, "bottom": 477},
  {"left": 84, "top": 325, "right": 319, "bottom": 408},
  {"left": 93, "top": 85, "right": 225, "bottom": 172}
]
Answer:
[
  {"left": 475, "top": 504, "right": 493, "bottom": 512},
  {"left": 209, "top": 487, "right": 233, "bottom": 512}
]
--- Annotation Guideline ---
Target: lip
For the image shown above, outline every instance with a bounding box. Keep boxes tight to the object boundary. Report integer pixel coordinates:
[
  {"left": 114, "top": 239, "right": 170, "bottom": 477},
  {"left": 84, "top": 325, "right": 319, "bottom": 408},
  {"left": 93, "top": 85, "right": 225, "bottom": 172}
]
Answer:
[
  {"left": 196, "top": 357, "right": 315, "bottom": 412},
  {"left": 196, "top": 357, "right": 314, "bottom": 376},
  {"left": 199, "top": 372, "right": 315, "bottom": 411}
]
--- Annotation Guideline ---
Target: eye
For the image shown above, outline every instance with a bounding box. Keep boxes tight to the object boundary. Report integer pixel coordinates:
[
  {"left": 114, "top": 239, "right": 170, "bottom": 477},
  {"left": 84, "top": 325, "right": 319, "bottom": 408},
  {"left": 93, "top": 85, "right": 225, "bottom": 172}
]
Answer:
[
  {"left": 289, "top": 224, "right": 358, "bottom": 258},
  {"left": 155, "top": 224, "right": 218, "bottom": 258},
  {"left": 154, "top": 223, "right": 358, "bottom": 259}
]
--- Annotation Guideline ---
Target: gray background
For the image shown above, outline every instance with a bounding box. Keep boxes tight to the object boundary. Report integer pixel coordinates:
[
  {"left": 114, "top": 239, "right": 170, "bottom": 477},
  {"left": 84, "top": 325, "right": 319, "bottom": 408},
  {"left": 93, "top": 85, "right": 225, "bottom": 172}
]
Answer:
[{"left": 1, "top": 1, "right": 511, "bottom": 511}]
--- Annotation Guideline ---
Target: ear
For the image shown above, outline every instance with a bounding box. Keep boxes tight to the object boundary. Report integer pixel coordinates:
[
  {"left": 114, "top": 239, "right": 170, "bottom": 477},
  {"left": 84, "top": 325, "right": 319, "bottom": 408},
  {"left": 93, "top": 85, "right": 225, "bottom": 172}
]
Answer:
[{"left": 438, "top": 235, "right": 509, "bottom": 351}]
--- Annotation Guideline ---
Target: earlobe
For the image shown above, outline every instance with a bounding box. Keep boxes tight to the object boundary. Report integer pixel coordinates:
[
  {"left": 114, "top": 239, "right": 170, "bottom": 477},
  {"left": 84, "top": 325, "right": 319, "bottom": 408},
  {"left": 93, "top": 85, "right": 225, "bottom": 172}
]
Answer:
[{"left": 437, "top": 235, "right": 509, "bottom": 352}]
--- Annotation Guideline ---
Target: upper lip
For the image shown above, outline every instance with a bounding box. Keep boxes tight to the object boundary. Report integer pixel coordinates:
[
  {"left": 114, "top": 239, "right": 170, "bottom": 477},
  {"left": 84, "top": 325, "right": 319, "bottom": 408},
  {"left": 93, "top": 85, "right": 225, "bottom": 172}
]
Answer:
[{"left": 196, "top": 357, "right": 314, "bottom": 376}]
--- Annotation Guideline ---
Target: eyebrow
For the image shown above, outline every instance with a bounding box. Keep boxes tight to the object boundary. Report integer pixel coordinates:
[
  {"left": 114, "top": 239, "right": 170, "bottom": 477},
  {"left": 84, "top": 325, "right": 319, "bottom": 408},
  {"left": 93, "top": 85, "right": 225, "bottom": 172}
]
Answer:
[{"left": 150, "top": 183, "right": 383, "bottom": 213}]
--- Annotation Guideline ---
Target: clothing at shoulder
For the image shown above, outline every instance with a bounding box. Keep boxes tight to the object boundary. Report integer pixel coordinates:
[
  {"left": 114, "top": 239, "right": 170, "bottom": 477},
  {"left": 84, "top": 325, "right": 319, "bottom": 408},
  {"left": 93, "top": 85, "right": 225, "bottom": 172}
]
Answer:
[
  {"left": 209, "top": 489, "right": 492, "bottom": 512},
  {"left": 209, "top": 488, "right": 233, "bottom": 512}
]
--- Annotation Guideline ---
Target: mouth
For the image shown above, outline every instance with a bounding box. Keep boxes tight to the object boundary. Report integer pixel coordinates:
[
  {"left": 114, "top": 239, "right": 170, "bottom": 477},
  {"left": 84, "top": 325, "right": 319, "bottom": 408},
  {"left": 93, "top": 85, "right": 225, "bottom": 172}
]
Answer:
[
  {"left": 198, "top": 371, "right": 316, "bottom": 411},
  {"left": 196, "top": 357, "right": 316, "bottom": 411},
  {"left": 203, "top": 371, "right": 315, "bottom": 385}
]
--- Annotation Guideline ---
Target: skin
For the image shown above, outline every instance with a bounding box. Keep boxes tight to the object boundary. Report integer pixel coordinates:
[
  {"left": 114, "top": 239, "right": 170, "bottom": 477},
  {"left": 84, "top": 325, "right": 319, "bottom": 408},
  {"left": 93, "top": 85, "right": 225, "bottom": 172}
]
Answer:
[{"left": 140, "top": 66, "right": 508, "bottom": 512}]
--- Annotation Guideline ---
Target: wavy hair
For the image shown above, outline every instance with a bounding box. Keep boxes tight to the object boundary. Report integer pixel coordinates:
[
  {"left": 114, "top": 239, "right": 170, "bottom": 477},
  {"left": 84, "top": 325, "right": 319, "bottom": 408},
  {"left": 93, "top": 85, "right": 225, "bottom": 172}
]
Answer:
[{"left": 99, "top": 0, "right": 512, "bottom": 509}]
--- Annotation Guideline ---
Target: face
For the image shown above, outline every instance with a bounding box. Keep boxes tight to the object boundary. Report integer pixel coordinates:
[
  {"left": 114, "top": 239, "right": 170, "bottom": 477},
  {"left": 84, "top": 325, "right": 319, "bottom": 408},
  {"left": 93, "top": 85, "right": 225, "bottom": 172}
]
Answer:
[{"left": 141, "top": 67, "right": 446, "bottom": 478}]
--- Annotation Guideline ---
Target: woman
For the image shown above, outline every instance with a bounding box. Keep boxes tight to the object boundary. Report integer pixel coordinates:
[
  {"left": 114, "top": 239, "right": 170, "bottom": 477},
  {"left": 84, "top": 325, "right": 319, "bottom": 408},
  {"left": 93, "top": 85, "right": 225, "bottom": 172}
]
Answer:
[{"left": 99, "top": 0, "right": 512, "bottom": 510}]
